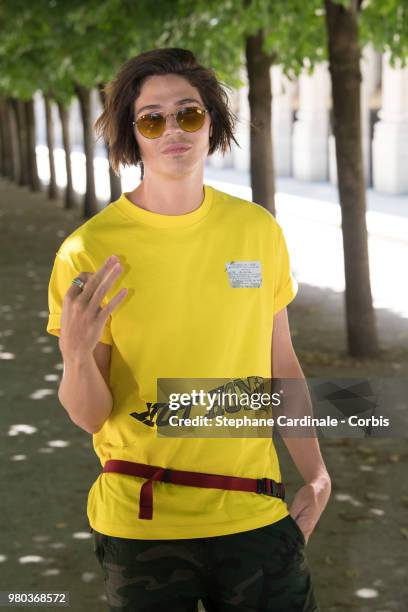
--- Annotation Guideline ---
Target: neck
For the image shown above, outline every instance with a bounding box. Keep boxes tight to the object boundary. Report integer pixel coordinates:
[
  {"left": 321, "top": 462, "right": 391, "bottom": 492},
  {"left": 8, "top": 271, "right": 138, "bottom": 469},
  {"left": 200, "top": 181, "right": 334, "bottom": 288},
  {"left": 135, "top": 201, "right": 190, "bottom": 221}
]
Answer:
[{"left": 127, "top": 167, "right": 205, "bottom": 216}]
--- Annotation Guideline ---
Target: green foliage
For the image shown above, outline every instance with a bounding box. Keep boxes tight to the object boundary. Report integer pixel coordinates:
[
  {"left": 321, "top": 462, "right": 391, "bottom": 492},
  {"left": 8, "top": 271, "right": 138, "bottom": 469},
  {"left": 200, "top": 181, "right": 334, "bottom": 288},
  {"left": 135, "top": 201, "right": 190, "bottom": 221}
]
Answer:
[
  {"left": 0, "top": 0, "right": 407, "bottom": 102},
  {"left": 0, "top": 0, "right": 177, "bottom": 102},
  {"left": 158, "top": 0, "right": 327, "bottom": 83},
  {"left": 360, "top": 0, "right": 408, "bottom": 66},
  {"left": 260, "top": 1, "right": 327, "bottom": 77}
]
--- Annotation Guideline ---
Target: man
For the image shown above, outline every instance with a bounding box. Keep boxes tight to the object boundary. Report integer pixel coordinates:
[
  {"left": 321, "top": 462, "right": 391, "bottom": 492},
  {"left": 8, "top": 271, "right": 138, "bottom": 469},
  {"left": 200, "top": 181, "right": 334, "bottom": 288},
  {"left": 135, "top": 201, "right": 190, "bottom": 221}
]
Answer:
[{"left": 47, "top": 47, "right": 331, "bottom": 611}]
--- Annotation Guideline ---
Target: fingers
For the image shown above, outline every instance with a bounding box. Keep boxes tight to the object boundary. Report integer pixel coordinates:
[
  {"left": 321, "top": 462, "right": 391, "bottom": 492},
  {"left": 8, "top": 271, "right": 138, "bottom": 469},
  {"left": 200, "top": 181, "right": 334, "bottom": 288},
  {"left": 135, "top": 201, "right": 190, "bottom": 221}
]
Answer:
[
  {"left": 87, "top": 261, "right": 124, "bottom": 313},
  {"left": 97, "top": 287, "right": 128, "bottom": 323},
  {"left": 64, "top": 255, "right": 127, "bottom": 322},
  {"left": 65, "top": 272, "right": 93, "bottom": 298},
  {"left": 80, "top": 255, "right": 120, "bottom": 302}
]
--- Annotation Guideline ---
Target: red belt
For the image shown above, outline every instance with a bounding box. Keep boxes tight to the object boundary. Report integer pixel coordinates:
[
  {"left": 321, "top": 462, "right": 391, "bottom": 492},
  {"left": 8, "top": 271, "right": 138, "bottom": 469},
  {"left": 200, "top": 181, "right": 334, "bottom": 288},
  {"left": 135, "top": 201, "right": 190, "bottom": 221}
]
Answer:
[{"left": 102, "top": 459, "right": 285, "bottom": 520}]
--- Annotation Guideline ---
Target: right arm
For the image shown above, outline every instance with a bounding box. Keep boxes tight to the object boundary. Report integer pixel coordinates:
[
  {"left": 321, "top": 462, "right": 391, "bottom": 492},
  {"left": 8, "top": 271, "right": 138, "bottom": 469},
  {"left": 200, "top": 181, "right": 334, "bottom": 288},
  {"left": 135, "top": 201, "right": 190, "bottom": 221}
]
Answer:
[
  {"left": 57, "top": 255, "right": 127, "bottom": 434},
  {"left": 58, "top": 342, "right": 112, "bottom": 434}
]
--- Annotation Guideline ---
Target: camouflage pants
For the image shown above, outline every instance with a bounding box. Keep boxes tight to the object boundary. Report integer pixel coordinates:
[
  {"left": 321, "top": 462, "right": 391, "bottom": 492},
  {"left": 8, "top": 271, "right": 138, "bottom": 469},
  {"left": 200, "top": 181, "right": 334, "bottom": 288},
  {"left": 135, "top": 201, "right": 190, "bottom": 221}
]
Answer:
[{"left": 92, "top": 514, "right": 320, "bottom": 611}]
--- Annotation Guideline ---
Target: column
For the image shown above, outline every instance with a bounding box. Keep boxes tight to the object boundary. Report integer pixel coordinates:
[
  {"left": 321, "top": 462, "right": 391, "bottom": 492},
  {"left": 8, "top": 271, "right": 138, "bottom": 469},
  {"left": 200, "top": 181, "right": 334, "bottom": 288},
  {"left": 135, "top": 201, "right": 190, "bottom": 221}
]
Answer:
[
  {"left": 372, "top": 52, "right": 408, "bottom": 194},
  {"left": 292, "top": 62, "right": 330, "bottom": 181},
  {"left": 231, "top": 68, "right": 250, "bottom": 172},
  {"left": 272, "top": 65, "right": 296, "bottom": 177}
]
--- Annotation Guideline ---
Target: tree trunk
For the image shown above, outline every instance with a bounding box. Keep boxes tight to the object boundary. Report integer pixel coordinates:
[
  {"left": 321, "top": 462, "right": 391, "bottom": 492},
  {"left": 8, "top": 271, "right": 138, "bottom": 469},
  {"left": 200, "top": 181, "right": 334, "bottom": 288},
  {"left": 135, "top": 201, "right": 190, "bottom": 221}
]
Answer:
[
  {"left": 75, "top": 83, "right": 97, "bottom": 218},
  {"left": 11, "top": 98, "right": 29, "bottom": 186},
  {"left": 108, "top": 148, "right": 122, "bottom": 201},
  {"left": 24, "top": 98, "right": 40, "bottom": 192},
  {"left": 245, "top": 30, "right": 275, "bottom": 215},
  {"left": 0, "top": 98, "right": 9, "bottom": 177},
  {"left": 6, "top": 99, "right": 20, "bottom": 182},
  {"left": 56, "top": 100, "right": 75, "bottom": 209},
  {"left": 98, "top": 83, "right": 122, "bottom": 202},
  {"left": 325, "top": 0, "right": 379, "bottom": 357},
  {"left": 0, "top": 100, "right": 4, "bottom": 177},
  {"left": 44, "top": 93, "right": 58, "bottom": 199}
]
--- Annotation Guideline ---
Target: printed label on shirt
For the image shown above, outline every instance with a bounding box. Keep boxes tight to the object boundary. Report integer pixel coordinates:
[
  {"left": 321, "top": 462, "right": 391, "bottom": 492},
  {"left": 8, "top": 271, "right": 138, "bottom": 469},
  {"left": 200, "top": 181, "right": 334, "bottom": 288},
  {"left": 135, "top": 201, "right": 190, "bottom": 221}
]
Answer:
[{"left": 225, "top": 261, "right": 262, "bottom": 288}]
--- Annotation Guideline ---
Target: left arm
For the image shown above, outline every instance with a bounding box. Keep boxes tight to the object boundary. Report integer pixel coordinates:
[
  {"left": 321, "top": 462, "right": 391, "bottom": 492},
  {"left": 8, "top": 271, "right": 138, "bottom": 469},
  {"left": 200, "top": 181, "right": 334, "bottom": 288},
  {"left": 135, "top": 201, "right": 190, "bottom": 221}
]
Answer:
[{"left": 272, "top": 307, "right": 331, "bottom": 543}]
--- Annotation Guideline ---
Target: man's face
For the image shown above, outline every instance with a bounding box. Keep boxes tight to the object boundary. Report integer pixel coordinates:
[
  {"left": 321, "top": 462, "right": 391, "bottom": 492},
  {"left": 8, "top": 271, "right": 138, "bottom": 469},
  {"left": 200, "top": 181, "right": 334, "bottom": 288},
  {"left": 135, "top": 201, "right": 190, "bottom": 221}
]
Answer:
[{"left": 133, "top": 74, "right": 213, "bottom": 178}]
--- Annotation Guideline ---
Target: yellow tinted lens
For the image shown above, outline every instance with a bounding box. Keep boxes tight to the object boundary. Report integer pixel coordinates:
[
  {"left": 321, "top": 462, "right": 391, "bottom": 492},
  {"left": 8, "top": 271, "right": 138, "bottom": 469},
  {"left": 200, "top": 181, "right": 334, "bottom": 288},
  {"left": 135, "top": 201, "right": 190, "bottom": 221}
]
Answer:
[
  {"left": 176, "top": 107, "right": 206, "bottom": 132},
  {"left": 136, "top": 113, "right": 165, "bottom": 138}
]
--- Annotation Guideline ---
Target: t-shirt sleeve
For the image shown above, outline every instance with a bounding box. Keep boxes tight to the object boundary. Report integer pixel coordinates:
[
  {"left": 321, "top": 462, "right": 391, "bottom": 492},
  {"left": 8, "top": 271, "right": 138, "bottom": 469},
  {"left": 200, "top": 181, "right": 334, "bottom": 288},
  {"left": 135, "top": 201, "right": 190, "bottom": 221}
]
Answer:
[
  {"left": 273, "top": 224, "right": 298, "bottom": 314},
  {"left": 46, "top": 250, "right": 113, "bottom": 346}
]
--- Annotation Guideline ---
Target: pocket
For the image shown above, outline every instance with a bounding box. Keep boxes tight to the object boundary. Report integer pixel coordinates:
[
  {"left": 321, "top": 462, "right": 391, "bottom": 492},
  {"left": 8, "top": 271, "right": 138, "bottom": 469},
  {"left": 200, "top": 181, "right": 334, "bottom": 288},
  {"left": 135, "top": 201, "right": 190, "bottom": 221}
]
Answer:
[{"left": 287, "top": 515, "right": 306, "bottom": 546}]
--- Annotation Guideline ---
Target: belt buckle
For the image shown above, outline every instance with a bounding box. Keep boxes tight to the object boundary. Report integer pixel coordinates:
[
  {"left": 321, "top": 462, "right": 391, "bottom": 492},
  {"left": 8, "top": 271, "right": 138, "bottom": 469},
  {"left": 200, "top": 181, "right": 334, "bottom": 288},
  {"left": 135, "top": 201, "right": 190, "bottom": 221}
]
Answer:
[
  {"left": 162, "top": 468, "right": 172, "bottom": 483},
  {"left": 257, "top": 478, "right": 284, "bottom": 498},
  {"left": 257, "top": 478, "right": 273, "bottom": 496}
]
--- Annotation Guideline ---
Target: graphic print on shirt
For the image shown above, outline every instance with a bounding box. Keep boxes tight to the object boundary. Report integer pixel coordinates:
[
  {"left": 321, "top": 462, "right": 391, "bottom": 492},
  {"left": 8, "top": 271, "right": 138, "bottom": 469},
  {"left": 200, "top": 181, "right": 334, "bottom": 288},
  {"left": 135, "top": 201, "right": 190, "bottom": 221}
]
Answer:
[
  {"left": 130, "top": 402, "right": 168, "bottom": 428},
  {"left": 129, "top": 375, "right": 267, "bottom": 428}
]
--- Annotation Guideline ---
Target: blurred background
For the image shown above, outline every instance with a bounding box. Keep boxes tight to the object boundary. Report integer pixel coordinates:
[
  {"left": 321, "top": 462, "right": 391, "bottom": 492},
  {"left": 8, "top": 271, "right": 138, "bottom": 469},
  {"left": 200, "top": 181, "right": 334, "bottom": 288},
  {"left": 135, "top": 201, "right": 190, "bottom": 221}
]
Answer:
[{"left": 0, "top": 1, "right": 407, "bottom": 611}]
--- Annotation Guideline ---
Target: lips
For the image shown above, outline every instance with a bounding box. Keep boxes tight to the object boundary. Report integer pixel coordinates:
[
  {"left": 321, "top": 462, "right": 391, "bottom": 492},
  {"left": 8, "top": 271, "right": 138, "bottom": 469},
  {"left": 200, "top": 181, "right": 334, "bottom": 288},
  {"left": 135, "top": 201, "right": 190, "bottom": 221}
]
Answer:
[{"left": 162, "top": 143, "right": 192, "bottom": 154}]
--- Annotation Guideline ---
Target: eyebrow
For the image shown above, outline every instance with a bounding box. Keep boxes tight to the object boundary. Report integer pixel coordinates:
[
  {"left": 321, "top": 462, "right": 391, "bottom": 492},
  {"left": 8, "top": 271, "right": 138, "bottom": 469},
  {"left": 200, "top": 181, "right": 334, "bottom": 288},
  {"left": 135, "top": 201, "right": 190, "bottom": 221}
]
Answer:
[{"left": 136, "top": 98, "right": 203, "bottom": 116}]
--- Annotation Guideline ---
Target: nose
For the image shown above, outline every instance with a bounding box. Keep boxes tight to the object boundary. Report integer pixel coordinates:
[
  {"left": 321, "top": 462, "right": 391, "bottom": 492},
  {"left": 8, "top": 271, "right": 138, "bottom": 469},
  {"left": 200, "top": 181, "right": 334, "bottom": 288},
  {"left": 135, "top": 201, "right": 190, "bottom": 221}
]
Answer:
[{"left": 162, "top": 113, "right": 182, "bottom": 135}]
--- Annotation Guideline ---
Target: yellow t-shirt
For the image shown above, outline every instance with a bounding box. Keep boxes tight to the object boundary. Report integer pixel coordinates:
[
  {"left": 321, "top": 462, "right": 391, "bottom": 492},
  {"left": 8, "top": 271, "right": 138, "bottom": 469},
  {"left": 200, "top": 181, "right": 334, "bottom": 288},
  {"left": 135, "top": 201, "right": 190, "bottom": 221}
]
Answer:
[{"left": 46, "top": 184, "right": 298, "bottom": 539}]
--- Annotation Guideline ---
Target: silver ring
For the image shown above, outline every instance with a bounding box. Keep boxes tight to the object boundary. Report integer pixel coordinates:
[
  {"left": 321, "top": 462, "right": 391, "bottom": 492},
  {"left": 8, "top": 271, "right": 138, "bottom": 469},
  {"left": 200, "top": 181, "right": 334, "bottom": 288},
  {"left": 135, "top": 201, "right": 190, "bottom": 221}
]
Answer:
[{"left": 72, "top": 277, "right": 85, "bottom": 291}]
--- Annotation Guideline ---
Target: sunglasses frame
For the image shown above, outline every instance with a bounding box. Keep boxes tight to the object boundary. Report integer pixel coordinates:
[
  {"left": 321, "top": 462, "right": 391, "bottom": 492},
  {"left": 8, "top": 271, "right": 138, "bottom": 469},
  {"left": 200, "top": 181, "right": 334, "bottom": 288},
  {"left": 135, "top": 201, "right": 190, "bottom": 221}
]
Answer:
[{"left": 132, "top": 106, "right": 209, "bottom": 139}]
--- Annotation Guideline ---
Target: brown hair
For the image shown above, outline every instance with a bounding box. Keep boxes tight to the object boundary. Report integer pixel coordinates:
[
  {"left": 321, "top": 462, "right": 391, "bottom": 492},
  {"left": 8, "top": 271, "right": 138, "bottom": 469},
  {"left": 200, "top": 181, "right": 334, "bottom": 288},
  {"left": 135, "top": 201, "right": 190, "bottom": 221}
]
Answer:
[{"left": 95, "top": 47, "right": 239, "bottom": 176}]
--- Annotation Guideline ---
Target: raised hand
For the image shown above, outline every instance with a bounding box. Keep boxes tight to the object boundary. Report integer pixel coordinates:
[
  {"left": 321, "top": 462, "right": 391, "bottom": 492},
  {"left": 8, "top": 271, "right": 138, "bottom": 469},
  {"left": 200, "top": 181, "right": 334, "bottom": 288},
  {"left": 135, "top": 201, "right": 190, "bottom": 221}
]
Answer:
[{"left": 59, "top": 255, "right": 127, "bottom": 359}]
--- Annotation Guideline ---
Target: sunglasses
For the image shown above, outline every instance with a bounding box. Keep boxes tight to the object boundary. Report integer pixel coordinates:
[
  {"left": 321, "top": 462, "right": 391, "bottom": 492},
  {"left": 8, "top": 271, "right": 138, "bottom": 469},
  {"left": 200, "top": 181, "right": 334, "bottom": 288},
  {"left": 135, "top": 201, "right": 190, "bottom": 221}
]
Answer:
[{"left": 132, "top": 106, "right": 208, "bottom": 139}]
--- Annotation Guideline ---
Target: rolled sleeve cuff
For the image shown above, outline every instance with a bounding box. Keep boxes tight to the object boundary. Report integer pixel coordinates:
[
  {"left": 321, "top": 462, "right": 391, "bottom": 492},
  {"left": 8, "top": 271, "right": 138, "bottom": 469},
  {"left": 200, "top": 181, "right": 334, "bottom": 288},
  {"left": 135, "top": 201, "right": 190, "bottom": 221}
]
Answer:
[{"left": 46, "top": 313, "right": 113, "bottom": 346}]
